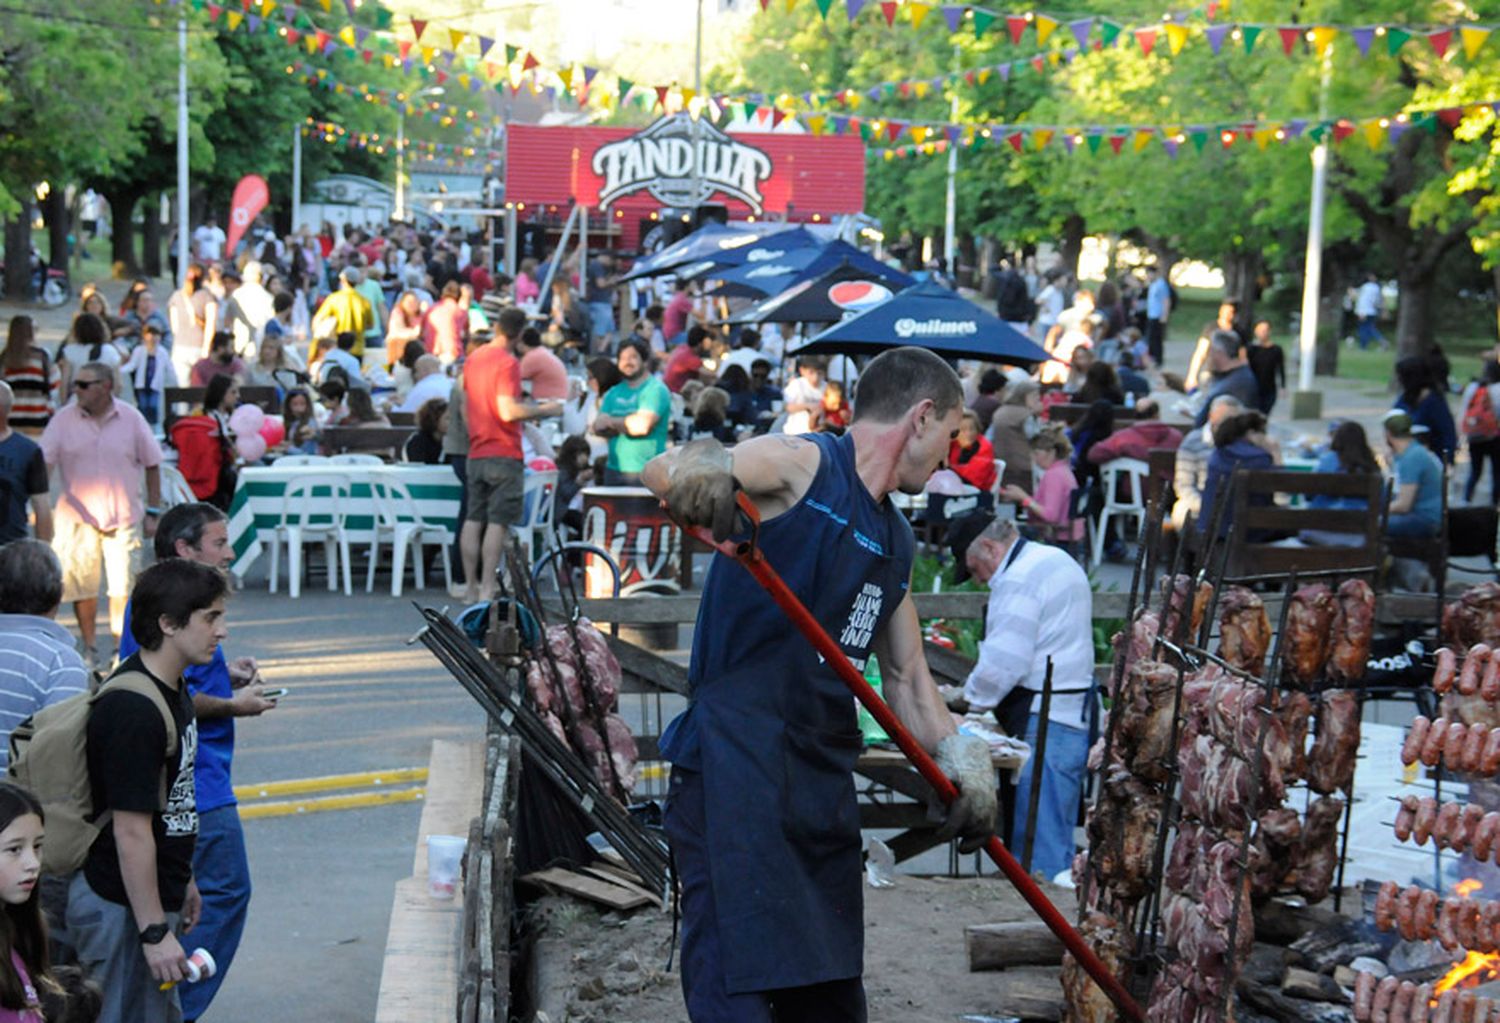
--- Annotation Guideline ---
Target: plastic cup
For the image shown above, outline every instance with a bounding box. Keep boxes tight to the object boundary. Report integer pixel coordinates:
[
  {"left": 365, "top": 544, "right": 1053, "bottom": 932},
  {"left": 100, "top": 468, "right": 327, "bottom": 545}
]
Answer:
[
  {"left": 426, "top": 835, "right": 466, "bottom": 900},
  {"left": 184, "top": 947, "right": 217, "bottom": 984}
]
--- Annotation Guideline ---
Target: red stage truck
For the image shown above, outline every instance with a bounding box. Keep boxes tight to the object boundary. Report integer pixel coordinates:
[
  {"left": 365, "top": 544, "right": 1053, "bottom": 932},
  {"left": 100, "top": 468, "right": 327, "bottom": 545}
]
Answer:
[{"left": 504, "top": 114, "right": 867, "bottom": 253}]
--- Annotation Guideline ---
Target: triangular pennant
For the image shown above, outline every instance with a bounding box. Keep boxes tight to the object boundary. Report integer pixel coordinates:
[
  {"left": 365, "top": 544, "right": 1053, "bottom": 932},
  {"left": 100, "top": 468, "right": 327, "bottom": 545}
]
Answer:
[
  {"left": 1241, "top": 26, "right": 1261, "bottom": 54},
  {"left": 206, "top": 3, "right": 223, "bottom": 20},
  {"left": 1277, "top": 26, "right": 1301, "bottom": 55},
  {"left": 807, "top": 114, "right": 827, "bottom": 134},
  {"left": 1331, "top": 120, "right": 1356, "bottom": 142},
  {"left": 1085, "top": 133, "right": 1103, "bottom": 154},
  {"left": 1437, "top": 107, "right": 1464, "bottom": 128},
  {"left": 908, "top": 2, "right": 929, "bottom": 28},
  {"left": 504, "top": 44, "right": 519, "bottom": 63},
  {"left": 846, "top": 0, "right": 867, "bottom": 20},
  {"left": 1310, "top": 26, "right": 1337, "bottom": 57},
  {"left": 361, "top": 49, "right": 373, "bottom": 63},
  {"left": 1134, "top": 28, "right": 1156, "bottom": 57},
  {"left": 286, "top": 27, "right": 300, "bottom": 43},
  {"left": 398, "top": 40, "right": 413, "bottom": 59},
  {"left": 1363, "top": 119, "right": 1386, "bottom": 149},
  {"left": 1163, "top": 138, "right": 1179, "bottom": 158},
  {"left": 880, "top": 2, "right": 897, "bottom": 27},
  {"left": 448, "top": 29, "right": 466, "bottom": 51},
  {"left": 476, "top": 35, "right": 494, "bottom": 58},
  {"left": 654, "top": 85, "right": 670, "bottom": 109},
  {"left": 1164, "top": 23, "right": 1188, "bottom": 55},
  {"left": 1005, "top": 131, "right": 1024, "bottom": 152},
  {"left": 1253, "top": 127, "right": 1275, "bottom": 150},
  {"left": 1205, "top": 24, "right": 1230, "bottom": 54},
  {"left": 1062, "top": 134, "right": 1076, "bottom": 154},
  {"left": 1106, "top": 135, "right": 1124, "bottom": 155},
  {"left": 1035, "top": 15, "right": 1057, "bottom": 44},
  {"left": 1429, "top": 29, "right": 1453, "bottom": 58},
  {"left": 1386, "top": 27, "right": 1411, "bottom": 55},
  {"left": 1069, "top": 18, "right": 1093, "bottom": 48},
  {"left": 910, "top": 125, "right": 929, "bottom": 143},
  {"left": 225, "top": 9, "right": 243, "bottom": 28},
  {"left": 1462, "top": 26, "right": 1492, "bottom": 59},
  {"left": 1006, "top": 15, "right": 1026, "bottom": 45},
  {"left": 972, "top": 10, "right": 995, "bottom": 37},
  {"left": 1351, "top": 26, "right": 1375, "bottom": 56},
  {"left": 583, "top": 66, "right": 599, "bottom": 85},
  {"left": 1030, "top": 55, "right": 1044, "bottom": 72},
  {"left": 1388, "top": 120, "right": 1410, "bottom": 145},
  {"left": 1189, "top": 129, "right": 1208, "bottom": 152},
  {"left": 771, "top": 107, "right": 786, "bottom": 127},
  {"left": 1134, "top": 129, "right": 1154, "bottom": 152},
  {"left": 410, "top": 17, "right": 426, "bottom": 40},
  {"left": 337, "top": 25, "right": 355, "bottom": 47},
  {"left": 1033, "top": 129, "right": 1053, "bottom": 150},
  {"left": 420, "top": 46, "right": 435, "bottom": 65},
  {"left": 247, "top": 14, "right": 260, "bottom": 31},
  {"left": 522, "top": 52, "right": 539, "bottom": 71},
  {"left": 942, "top": 5, "right": 965, "bottom": 32},
  {"left": 1100, "top": 20, "right": 1121, "bottom": 46}
]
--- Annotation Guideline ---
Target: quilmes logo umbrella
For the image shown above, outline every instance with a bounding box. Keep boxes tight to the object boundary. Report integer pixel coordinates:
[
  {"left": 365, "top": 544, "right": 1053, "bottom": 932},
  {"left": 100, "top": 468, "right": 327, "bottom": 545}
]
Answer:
[{"left": 593, "top": 114, "right": 774, "bottom": 212}]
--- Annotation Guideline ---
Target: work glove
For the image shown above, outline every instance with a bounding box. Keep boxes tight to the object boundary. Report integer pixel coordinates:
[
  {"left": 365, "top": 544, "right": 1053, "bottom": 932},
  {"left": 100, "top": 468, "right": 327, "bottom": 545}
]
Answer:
[
  {"left": 663, "top": 439, "right": 739, "bottom": 542},
  {"left": 931, "top": 733, "right": 999, "bottom": 855}
]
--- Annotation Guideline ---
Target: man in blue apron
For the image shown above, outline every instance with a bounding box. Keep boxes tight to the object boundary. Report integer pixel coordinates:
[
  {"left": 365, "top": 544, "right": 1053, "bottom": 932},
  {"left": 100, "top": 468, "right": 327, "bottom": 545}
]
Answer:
[
  {"left": 642, "top": 346, "right": 998, "bottom": 1022},
  {"left": 947, "top": 512, "right": 1095, "bottom": 883}
]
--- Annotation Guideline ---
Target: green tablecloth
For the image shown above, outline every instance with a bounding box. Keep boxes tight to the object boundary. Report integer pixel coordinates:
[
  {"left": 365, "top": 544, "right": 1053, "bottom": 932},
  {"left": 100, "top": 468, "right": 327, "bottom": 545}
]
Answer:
[{"left": 227, "top": 464, "right": 462, "bottom": 579}]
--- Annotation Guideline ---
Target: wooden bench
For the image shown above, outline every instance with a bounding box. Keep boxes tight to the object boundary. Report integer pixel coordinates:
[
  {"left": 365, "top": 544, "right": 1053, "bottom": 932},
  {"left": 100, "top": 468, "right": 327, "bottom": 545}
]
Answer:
[
  {"left": 388, "top": 411, "right": 416, "bottom": 427},
  {"left": 164, "top": 385, "right": 279, "bottom": 411},
  {"left": 1221, "top": 469, "right": 1383, "bottom": 579},
  {"left": 1045, "top": 402, "right": 1143, "bottom": 427},
  {"left": 323, "top": 426, "right": 416, "bottom": 458}
]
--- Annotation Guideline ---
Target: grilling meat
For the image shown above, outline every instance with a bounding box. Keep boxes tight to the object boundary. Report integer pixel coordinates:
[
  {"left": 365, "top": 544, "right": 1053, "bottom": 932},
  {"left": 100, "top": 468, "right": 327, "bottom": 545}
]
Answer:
[
  {"left": 1119, "top": 659, "right": 1181, "bottom": 783},
  {"left": 1217, "top": 586, "right": 1273, "bottom": 676},
  {"left": 1247, "top": 808, "right": 1302, "bottom": 897},
  {"left": 1179, "top": 728, "right": 1284, "bottom": 831},
  {"left": 1435, "top": 647, "right": 1459, "bottom": 694},
  {"left": 1284, "top": 583, "right": 1336, "bottom": 686},
  {"left": 1294, "top": 796, "right": 1345, "bottom": 904},
  {"left": 1306, "top": 689, "right": 1361, "bottom": 795},
  {"left": 1110, "top": 609, "right": 1160, "bottom": 686},
  {"left": 1444, "top": 583, "right": 1500, "bottom": 650},
  {"left": 1329, "top": 579, "right": 1376, "bottom": 682},
  {"left": 1085, "top": 766, "right": 1161, "bottom": 901},
  {"left": 1160, "top": 574, "right": 1213, "bottom": 646},
  {"left": 1060, "top": 912, "right": 1129, "bottom": 1023},
  {"left": 1274, "top": 690, "right": 1313, "bottom": 786}
]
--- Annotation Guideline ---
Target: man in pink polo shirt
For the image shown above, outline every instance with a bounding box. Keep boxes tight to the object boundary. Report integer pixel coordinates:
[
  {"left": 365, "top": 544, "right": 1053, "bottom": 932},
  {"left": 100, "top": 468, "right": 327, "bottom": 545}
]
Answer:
[{"left": 40, "top": 361, "right": 163, "bottom": 667}]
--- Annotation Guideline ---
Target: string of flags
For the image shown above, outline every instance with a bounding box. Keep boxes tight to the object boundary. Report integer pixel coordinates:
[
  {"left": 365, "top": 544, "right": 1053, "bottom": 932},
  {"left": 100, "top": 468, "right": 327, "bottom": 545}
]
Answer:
[
  {"left": 759, "top": 0, "right": 1500, "bottom": 64},
  {"left": 300, "top": 117, "right": 500, "bottom": 166},
  {"left": 284, "top": 61, "right": 501, "bottom": 139}
]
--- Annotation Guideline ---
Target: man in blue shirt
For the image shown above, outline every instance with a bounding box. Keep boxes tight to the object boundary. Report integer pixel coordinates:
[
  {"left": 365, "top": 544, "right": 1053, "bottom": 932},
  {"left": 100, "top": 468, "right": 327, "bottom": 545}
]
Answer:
[
  {"left": 1384, "top": 411, "right": 1444, "bottom": 538},
  {"left": 1144, "top": 265, "right": 1172, "bottom": 366},
  {"left": 0, "top": 382, "right": 51, "bottom": 544},
  {"left": 119, "top": 502, "right": 277, "bottom": 1021}
]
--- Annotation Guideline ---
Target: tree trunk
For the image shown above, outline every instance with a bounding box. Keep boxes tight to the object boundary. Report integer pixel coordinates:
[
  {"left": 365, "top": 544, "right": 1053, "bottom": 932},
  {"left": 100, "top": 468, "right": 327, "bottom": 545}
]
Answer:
[
  {"left": 977, "top": 237, "right": 997, "bottom": 299},
  {"left": 43, "top": 190, "right": 68, "bottom": 271},
  {"left": 141, "top": 194, "right": 162, "bottom": 279},
  {"left": 1057, "top": 213, "right": 1085, "bottom": 282},
  {"left": 1222, "top": 250, "right": 1264, "bottom": 328},
  {"left": 1395, "top": 265, "right": 1436, "bottom": 360},
  {"left": 104, "top": 188, "right": 141, "bottom": 279},
  {"left": 958, "top": 233, "right": 978, "bottom": 289},
  {"left": 4, "top": 213, "right": 32, "bottom": 300}
]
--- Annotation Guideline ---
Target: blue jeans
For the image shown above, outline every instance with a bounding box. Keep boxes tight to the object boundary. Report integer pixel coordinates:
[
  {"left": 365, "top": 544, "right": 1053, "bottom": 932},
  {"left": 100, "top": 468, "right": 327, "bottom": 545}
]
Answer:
[
  {"left": 67, "top": 873, "right": 183, "bottom": 1023},
  {"left": 664, "top": 770, "right": 868, "bottom": 1023},
  {"left": 1011, "top": 717, "right": 1090, "bottom": 880},
  {"left": 1387, "top": 512, "right": 1439, "bottom": 539},
  {"left": 588, "top": 301, "right": 615, "bottom": 349},
  {"left": 179, "top": 806, "right": 251, "bottom": 1020},
  {"left": 1357, "top": 315, "right": 1385, "bottom": 349}
]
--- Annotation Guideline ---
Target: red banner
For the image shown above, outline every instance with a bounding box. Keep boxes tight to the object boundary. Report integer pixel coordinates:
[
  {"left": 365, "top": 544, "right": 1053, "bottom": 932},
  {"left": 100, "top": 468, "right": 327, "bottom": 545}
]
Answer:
[{"left": 225, "top": 174, "right": 269, "bottom": 256}]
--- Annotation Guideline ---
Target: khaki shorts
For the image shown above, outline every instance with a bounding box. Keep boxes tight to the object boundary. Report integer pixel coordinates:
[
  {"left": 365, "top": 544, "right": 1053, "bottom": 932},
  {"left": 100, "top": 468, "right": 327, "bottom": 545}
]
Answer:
[
  {"left": 55, "top": 517, "right": 141, "bottom": 603},
  {"left": 465, "top": 457, "right": 525, "bottom": 526}
]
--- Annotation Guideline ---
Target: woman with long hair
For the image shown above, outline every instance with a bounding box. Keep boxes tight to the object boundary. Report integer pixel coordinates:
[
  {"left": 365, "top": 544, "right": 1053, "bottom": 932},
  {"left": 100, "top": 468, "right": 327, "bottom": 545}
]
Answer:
[
  {"left": 170, "top": 375, "right": 240, "bottom": 509},
  {"left": 168, "top": 263, "right": 219, "bottom": 386},
  {"left": 1074, "top": 361, "right": 1125, "bottom": 406},
  {"left": 1198, "top": 410, "right": 1279, "bottom": 538},
  {"left": 0, "top": 318, "right": 59, "bottom": 436},
  {"left": 282, "top": 389, "right": 320, "bottom": 454},
  {"left": 57, "top": 314, "right": 122, "bottom": 397},
  {"left": 0, "top": 782, "right": 55, "bottom": 1021},
  {"left": 402, "top": 397, "right": 447, "bottom": 464},
  {"left": 384, "top": 291, "right": 425, "bottom": 368},
  {"left": 989, "top": 378, "right": 1042, "bottom": 492},
  {"left": 344, "top": 387, "right": 389, "bottom": 427},
  {"left": 1395, "top": 355, "right": 1458, "bottom": 465}
]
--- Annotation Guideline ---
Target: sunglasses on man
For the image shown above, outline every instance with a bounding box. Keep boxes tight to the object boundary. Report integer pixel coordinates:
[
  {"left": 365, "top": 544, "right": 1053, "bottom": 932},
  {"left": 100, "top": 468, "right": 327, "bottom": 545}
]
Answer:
[{"left": 73, "top": 379, "right": 103, "bottom": 390}]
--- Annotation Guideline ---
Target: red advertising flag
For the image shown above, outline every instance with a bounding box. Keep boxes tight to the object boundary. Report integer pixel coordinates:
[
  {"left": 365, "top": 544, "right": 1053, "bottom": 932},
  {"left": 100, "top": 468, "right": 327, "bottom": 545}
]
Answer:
[{"left": 224, "top": 174, "right": 269, "bottom": 257}]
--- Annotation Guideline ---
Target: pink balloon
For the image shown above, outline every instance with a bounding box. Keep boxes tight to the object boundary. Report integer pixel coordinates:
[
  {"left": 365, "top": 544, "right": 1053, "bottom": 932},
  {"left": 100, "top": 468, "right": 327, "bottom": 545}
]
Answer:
[
  {"left": 235, "top": 433, "right": 267, "bottom": 463},
  {"left": 259, "top": 415, "right": 286, "bottom": 448},
  {"left": 229, "top": 403, "right": 265, "bottom": 437}
]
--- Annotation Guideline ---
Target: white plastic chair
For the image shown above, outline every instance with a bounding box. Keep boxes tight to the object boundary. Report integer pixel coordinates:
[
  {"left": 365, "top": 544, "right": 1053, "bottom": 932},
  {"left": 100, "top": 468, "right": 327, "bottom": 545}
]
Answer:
[
  {"left": 276, "top": 454, "right": 330, "bottom": 467},
  {"left": 365, "top": 478, "right": 455, "bottom": 596},
  {"left": 268, "top": 475, "right": 352, "bottom": 598},
  {"left": 1092, "top": 458, "right": 1150, "bottom": 567},
  {"left": 328, "top": 453, "right": 383, "bottom": 466},
  {"left": 515, "top": 470, "right": 559, "bottom": 564},
  {"left": 158, "top": 464, "right": 197, "bottom": 508}
]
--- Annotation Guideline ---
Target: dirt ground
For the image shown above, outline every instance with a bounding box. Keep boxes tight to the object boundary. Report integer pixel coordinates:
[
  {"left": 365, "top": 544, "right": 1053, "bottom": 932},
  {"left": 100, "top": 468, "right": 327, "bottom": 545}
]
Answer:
[{"left": 523, "top": 873, "right": 1064, "bottom": 1022}]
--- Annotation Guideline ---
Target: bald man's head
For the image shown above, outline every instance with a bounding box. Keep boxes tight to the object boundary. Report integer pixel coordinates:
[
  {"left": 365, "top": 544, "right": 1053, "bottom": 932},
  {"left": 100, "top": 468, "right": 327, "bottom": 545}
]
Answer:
[{"left": 0, "top": 380, "right": 13, "bottom": 415}]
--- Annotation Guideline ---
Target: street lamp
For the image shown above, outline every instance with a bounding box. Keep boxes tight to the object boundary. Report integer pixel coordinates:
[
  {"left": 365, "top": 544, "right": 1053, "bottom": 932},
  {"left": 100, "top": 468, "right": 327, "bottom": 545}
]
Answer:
[{"left": 395, "top": 86, "right": 444, "bottom": 222}]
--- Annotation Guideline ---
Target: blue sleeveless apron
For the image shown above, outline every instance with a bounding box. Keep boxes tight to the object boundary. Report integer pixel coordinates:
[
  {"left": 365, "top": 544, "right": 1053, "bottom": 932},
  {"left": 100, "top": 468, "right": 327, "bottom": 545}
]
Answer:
[{"left": 660, "top": 431, "right": 914, "bottom": 994}]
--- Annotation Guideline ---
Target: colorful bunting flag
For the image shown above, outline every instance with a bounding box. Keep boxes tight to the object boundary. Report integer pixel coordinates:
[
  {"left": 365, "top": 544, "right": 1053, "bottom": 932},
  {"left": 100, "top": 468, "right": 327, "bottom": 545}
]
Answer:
[
  {"left": 941, "top": 6, "right": 965, "bottom": 33},
  {"left": 1241, "top": 26, "right": 1262, "bottom": 53},
  {"left": 1386, "top": 28, "right": 1411, "bottom": 55},
  {"left": 1107, "top": 134, "right": 1125, "bottom": 154},
  {"left": 1277, "top": 26, "right": 1301, "bottom": 55},
  {"left": 972, "top": 10, "right": 995, "bottom": 37},
  {"left": 1099, "top": 20, "right": 1121, "bottom": 47},
  {"left": 908, "top": 2, "right": 929, "bottom": 29},
  {"left": 1135, "top": 28, "right": 1156, "bottom": 57},
  {"left": 1164, "top": 23, "right": 1188, "bottom": 55},
  {"left": 1311, "top": 26, "right": 1337, "bottom": 56},
  {"left": 1204, "top": 24, "right": 1230, "bottom": 53},
  {"left": 1033, "top": 129, "right": 1053, "bottom": 150},
  {"left": 1351, "top": 26, "right": 1375, "bottom": 56},
  {"left": 846, "top": 0, "right": 867, "bottom": 21},
  {"left": 1069, "top": 18, "right": 1093, "bottom": 49},
  {"left": 410, "top": 17, "right": 426, "bottom": 40},
  {"left": 1429, "top": 29, "right": 1453, "bottom": 58},
  {"left": 880, "top": 2, "right": 897, "bottom": 27},
  {"left": 1035, "top": 15, "right": 1058, "bottom": 44},
  {"left": 1006, "top": 131, "right": 1024, "bottom": 152},
  {"left": 1462, "top": 26, "right": 1492, "bottom": 59}
]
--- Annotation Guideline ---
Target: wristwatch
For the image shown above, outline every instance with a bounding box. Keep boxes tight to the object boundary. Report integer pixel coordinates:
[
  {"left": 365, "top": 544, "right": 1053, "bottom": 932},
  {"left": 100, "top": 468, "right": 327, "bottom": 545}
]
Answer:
[{"left": 139, "top": 922, "right": 171, "bottom": 945}]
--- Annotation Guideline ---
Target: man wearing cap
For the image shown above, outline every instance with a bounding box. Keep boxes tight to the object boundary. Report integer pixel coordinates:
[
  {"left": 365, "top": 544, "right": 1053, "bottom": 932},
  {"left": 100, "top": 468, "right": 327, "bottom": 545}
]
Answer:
[
  {"left": 1384, "top": 410, "right": 1443, "bottom": 539},
  {"left": 949, "top": 512, "right": 1093, "bottom": 882},
  {"left": 643, "top": 346, "right": 997, "bottom": 1021},
  {"left": 312, "top": 268, "right": 374, "bottom": 357}
]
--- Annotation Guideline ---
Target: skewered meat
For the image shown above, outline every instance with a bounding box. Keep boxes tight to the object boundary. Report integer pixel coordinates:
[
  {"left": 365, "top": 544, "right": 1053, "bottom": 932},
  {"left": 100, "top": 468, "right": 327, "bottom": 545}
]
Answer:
[
  {"left": 1247, "top": 808, "right": 1302, "bottom": 896},
  {"left": 1307, "top": 689, "right": 1361, "bottom": 795},
  {"left": 1404, "top": 717, "right": 1432, "bottom": 766},
  {"left": 1179, "top": 730, "right": 1284, "bottom": 830},
  {"left": 1424, "top": 717, "right": 1452, "bottom": 766},
  {"left": 1373, "top": 975, "right": 1400, "bottom": 1021},
  {"left": 1443, "top": 687, "right": 1500, "bottom": 731},
  {"left": 1160, "top": 574, "right": 1213, "bottom": 646},
  {"left": 1059, "top": 912, "right": 1129, "bottom": 1023},
  {"left": 1182, "top": 669, "right": 1274, "bottom": 754},
  {"left": 1284, "top": 583, "right": 1336, "bottom": 685},
  {"left": 1397, "top": 884, "right": 1421, "bottom": 940},
  {"left": 1119, "top": 659, "right": 1181, "bottom": 782},
  {"left": 1461, "top": 645, "right": 1492, "bottom": 697},
  {"left": 1085, "top": 766, "right": 1161, "bottom": 900},
  {"left": 1436, "top": 647, "right": 1459, "bottom": 693},
  {"left": 1164, "top": 819, "right": 1210, "bottom": 892},
  {"left": 1485, "top": 653, "right": 1500, "bottom": 702},
  {"left": 1444, "top": 583, "right": 1500, "bottom": 649},
  {"left": 1217, "top": 586, "right": 1273, "bottom": 675},
  {"left": 1294, "top": 796, "right": 1345, "bottom": 903},
  {"left": 1414, "top": 797, "right": 1440, "bottom": 845},
  {"left": 1375, "top": 880, "right": 1399, "bottom": 931},
  {"left": 1355, "top": 972, "right": 1378, "bottom": 1021},
  {"left": 1275, "top": 690, "right": 1312, "bottom": 785},
  {"left": 1477, "top": 812, "right": 1500, "bottom": 860},
  {"left": 1330, "top": 579, "right": 1376, "bottom": 682},
  {"left": 525, "top": 619, "right": 635, "bottom": 798},
  {"left": 1110, "top": 609, "right": 1160, "bottom": 685},
  {"left": 1395, "top": 795, "right": 1419, "bottom": 842}
]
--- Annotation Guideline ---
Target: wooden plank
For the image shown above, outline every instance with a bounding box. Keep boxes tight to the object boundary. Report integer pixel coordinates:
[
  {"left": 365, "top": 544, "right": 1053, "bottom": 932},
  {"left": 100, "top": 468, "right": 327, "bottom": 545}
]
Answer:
[
  {"left": 912, "top": 591, "right": 991, "bottom": 619},
  {"left": 588, "top": 861, "right": 648, "bottom": 889},
  {"left": 602, "top": 632, "right": 690, "bottom": 695},
  {"left": 519, "top": 867, "right": 654, "bottom": 910},
  {"left": 373, "top": 877, "right": 465, "bottom": 1023},
  {"left": 412, "top": 739, "right": 487, "bottom": 878},
  {"left": 987, "top": 968, "right": 1064, "bottom": 1022},
  {"left": 579, "top": 865, "right": 664, "bottom": 907},
  {"left": 965, "top": 922, "right": 1066, "bottom": 971}
]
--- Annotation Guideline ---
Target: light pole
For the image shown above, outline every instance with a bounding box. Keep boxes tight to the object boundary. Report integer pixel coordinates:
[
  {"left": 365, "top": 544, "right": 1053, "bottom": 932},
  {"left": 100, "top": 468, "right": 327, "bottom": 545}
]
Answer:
[
  {"left": 176, "top": 14, "right": 190, "bottom": 283},
  {"left": 291, "top": 122, "right": 303, "bottom": 231},
  {"left": 1293, "top": 45, "right": 1333, "bottom": 419},
  {"left": 395, "top": 86, "right": 444, "bottom": 222},
  {"left": 942, "top": 44, "right": 959, "bottom": 278}
]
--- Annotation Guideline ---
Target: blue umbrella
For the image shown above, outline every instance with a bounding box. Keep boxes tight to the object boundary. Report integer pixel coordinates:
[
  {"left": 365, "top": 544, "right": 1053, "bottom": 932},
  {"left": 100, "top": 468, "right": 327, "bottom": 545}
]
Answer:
[
  {"left": 788, "top": 279, "right": 1052, "bottom": 364},
  {"left": 708, "top": 240, "right": 914, "bottom": 298},
  {"left": 723, "top": 261, "right": 908, "bottom": 325},
  {"left": 619, "top": 221, "right": 787, "bottom": 281},
  {"left": 675, "top": 227, "right": 826, "bottom": 283}
]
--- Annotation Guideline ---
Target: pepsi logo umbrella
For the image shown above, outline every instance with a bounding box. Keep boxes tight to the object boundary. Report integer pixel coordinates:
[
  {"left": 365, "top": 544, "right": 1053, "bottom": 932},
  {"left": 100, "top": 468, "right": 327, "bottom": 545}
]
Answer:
[
  {"left": 706, "top": 239, "right": 913, "bottom": 299},
  {"left": 788, "top": 279, "right": 1052, "bottom": 364},
  {"left": 619, "top": 220, "right": 787, "bottom": 281},
  {"left": 721, "top": 261, "right": 905, "bottom": 325}
]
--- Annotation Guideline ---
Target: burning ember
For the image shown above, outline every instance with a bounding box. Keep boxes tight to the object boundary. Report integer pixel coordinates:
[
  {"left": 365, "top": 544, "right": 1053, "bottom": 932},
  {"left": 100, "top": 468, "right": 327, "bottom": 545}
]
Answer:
[
  {"left": 1457, "top": 879, "right": 1485, "bottom": 898},
  {"left": 1435, "top": 880, "right": 1500, "bottom": 994}
]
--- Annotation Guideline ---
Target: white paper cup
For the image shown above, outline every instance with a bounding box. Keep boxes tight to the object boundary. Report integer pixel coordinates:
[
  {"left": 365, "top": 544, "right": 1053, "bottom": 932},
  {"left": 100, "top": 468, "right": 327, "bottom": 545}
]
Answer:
[
  {"left": 426, "top": 835, "right": 467, "bottom": 900},
  {"left": 184, "top": 947, "right": 217, "bottom": 983}
]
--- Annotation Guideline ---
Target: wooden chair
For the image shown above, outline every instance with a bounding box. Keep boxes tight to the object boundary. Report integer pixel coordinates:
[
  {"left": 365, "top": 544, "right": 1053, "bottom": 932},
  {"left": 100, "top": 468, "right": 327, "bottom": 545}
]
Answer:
[
  {"left": 322, "top": 426, "right": 416, "bottom": 459},
  {"left": 1045, "top": 402, "right": 1144, "bottom": 427},
  {"left": 1220, "top": 469, "right": 1383, "bottom": 579}
]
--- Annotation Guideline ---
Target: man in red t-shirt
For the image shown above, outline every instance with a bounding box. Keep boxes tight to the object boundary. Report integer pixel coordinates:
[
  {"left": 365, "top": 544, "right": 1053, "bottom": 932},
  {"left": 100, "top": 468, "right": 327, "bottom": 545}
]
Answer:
[
  {"left": 460, "top": 308, "right": 564, "bottom": 602},
  {"left": 664, "top": 327, "right": 715, "bottom": 394}
]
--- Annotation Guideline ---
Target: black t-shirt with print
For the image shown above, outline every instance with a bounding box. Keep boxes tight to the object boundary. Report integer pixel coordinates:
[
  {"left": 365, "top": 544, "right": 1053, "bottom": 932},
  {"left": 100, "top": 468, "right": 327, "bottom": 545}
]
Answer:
[{"left": 83, "top": 654, "right": 198, "bottom": 911}]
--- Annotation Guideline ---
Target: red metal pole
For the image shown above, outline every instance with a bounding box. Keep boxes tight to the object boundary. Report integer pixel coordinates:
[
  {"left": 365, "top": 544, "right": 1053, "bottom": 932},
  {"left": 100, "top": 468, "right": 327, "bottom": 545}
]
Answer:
[{"left": 679, "top": 495, "right": 1144, "bottom": 1022}]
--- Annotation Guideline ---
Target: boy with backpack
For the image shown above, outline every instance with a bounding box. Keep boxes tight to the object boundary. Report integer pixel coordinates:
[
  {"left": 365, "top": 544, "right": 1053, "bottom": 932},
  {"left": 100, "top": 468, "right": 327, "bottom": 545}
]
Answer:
[{"left": 27, "top": 559, "right": 226, "bottom": 1023}]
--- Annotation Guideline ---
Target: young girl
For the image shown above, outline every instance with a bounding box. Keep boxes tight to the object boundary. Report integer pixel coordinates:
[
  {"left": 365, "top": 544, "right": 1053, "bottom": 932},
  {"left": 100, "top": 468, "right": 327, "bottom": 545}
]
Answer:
[
  {"left": 819, "top": 380, "right": 850, "bottom": 432},
  {"left": 0, "top": 782, "right": 52, "bottom": 1022}
]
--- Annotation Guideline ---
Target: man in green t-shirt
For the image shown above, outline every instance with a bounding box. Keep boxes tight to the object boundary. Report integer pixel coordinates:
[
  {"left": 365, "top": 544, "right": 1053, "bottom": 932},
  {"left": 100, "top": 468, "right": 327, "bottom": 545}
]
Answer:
[{"left": 594, "top": 339, "right": 671, "bottom": 485}]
